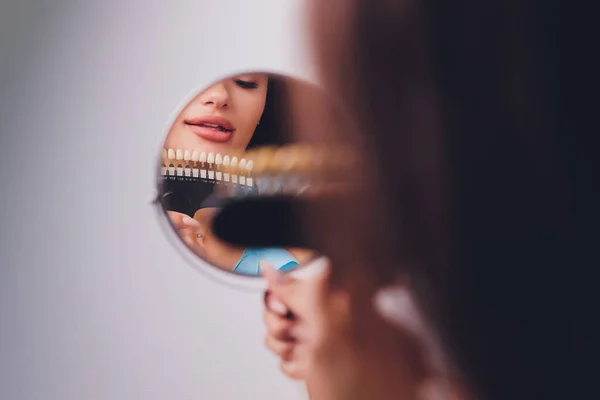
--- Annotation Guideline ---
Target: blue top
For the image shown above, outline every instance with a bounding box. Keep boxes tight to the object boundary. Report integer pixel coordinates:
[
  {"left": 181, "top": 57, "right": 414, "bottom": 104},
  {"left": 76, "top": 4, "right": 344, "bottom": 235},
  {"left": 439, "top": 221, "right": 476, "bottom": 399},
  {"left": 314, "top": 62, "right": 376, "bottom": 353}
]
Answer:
[{"left": 233, "top": 248, "right": 299, "bottom": 276}]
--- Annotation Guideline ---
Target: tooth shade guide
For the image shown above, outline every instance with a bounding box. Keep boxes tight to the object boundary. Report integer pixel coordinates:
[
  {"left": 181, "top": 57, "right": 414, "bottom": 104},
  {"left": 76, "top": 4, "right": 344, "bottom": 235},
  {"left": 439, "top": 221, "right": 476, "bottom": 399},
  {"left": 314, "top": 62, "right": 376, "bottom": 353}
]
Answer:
[
  {"left": 237, "top": 159, "right": 245, "bottom": 185},
  {"left": 222, "top": 155, "right": 231, "bottom": 182},
  {"left": 245, "top": 160, "right": 254, "bottom": 187},
  {"left": 159, "top": 146, "right": 334, "bottom": 199},
  {"left": 230, "top": 157, "right": 239, "bottom": 184},
  {"left": 215, "top": 154, "right": 223, "bottom": 181},
  {"left": 199, "top": 152, "right": 207, "bottom": 168},
  {"left": 206, "top": 153, "right": 215, "bottom": 180}
]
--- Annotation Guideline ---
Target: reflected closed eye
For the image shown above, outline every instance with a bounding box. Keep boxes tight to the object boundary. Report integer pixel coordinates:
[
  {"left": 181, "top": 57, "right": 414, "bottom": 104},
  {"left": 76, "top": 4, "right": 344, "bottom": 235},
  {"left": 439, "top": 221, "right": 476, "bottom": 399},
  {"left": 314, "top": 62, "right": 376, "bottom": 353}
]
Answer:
[{"left": 234, "top": 79, "right": 259, "bottom": 89}]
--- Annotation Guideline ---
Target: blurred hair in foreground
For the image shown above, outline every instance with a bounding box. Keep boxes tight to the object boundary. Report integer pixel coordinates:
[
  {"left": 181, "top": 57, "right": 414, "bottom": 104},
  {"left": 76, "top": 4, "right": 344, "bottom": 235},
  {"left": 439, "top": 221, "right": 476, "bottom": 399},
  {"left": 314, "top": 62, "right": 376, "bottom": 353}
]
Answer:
[{"left": 291, "top": 0, "right": 594, "bottom": 399}]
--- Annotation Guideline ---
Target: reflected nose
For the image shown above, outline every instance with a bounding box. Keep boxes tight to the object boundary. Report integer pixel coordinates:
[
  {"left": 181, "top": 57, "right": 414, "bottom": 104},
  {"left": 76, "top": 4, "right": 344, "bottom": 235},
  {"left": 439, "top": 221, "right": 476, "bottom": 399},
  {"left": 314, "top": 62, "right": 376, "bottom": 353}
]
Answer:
[{"left": 200, "top": 83, "right": 230, "bottom": 108}]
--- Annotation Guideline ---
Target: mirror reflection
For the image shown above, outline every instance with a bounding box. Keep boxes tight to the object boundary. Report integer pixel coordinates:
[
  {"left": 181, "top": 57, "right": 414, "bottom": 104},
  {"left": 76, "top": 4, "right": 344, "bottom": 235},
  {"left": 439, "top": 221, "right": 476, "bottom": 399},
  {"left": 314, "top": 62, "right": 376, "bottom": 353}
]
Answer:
[{"left": 157, "top": 73, "right": 332, "bottom": 277}]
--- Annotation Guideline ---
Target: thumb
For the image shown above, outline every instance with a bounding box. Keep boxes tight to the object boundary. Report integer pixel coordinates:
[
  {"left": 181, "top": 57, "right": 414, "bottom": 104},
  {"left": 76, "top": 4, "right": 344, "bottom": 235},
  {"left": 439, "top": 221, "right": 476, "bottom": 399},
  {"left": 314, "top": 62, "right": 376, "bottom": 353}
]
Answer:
[
  {"left": 261, "top": 261, "right": 292, "bottom": 317},
  {"left": 261, "top": 257, "right": 331, "bottom": 297},
  {"left": 261, "top": 260, "right": 295, "bottom": 308},
  {"left": 167, "top": 211, "right": 201, "bottom": 231},
  {"left": 261, "top": 257, "right": 331, "bottom": 316}
]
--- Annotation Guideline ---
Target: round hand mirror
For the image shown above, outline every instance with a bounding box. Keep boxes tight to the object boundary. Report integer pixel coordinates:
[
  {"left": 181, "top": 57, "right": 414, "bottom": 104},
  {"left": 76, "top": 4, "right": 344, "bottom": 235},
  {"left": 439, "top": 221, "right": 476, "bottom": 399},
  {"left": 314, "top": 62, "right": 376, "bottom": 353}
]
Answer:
[{"left": 154, "top": 72, "right": 354, "bottom": 288}]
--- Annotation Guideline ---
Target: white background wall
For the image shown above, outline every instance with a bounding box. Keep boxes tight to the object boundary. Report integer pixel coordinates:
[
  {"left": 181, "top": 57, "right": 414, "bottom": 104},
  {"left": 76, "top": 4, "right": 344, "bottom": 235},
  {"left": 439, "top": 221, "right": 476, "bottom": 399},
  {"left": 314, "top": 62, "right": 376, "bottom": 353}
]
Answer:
[{"left": 0, "top": 1, "right": 313, "bottom": 399}]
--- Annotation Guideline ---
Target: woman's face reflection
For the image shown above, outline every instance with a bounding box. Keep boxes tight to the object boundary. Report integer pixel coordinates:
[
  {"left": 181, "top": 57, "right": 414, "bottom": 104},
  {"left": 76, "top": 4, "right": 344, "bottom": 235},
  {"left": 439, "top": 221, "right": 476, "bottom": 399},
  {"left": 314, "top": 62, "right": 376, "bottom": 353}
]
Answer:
[
  {"left": 164, "top": 73, "right": 269, "bottom": 155},
  {"left": 159, "top": 73, "right": 327, "bottom": 277}
]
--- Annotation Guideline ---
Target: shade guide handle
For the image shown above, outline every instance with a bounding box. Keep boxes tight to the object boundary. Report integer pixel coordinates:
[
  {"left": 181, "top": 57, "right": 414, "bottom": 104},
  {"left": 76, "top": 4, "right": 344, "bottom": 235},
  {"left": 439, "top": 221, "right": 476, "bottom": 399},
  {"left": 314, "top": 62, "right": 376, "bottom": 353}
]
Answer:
[{"left": 212, "top": 196, "right": 314, "bottom": 249}]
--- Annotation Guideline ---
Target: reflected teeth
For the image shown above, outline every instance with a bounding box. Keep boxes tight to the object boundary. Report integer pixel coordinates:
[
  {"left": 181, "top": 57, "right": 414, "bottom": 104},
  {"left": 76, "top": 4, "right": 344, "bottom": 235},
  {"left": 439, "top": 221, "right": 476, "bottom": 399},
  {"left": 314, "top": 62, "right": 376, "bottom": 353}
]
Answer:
[
  {"left": 160, "top": 144, "right": 353, "bottom": 199},
  {"left": 207, "top": 153, "right": 215, "bottom": 179},
  {"left": 223, "top": 155, "right": 231, "bottom": 182},
  {"left": 162, "top": 145, "right": 314, "bottom": 178},
  {"left": 215, "top": 154, "right": 223, "bottom": 181},
  {"left": 199, "top": 152, "right": 207, "bottom": 178},
  {"left": 163, "top": 147, "right": 343, "bottom": 190},
  {"left": 239, "top": 158, "right": 247, "bottom": 185},
  {"left": 230, "top": 157, "right": 239, "bottom": 183},
  {"left": 246, "top": 160, "right": 254, "bottom": 187}
]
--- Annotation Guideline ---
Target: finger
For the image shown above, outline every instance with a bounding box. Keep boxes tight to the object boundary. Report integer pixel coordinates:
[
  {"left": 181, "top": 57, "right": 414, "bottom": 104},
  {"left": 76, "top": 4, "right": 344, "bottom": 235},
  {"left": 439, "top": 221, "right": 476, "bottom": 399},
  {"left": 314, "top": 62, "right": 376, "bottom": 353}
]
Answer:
[
  {"left": 265, "top": 335, "right": 294, "bottom": 360},
  {"left": 261, "top": 260, "right": 293, "bottom": 288},
  {"left": 167, "top": 211, "right": 201, "bottom": 231},
  {"left": 288, "top": 256, "right": 330, "bottom": 281},
  {"left": 264, "top": 290, "right": 289, "bottom": 316},
  {"left": 263, "top": 309, "right": 296, "bottom": 341},
  {"left": 180, "top": 228, "right": 199, "bottom": 248},
  {"left": 262, "top": 258, "right": 331, "bottom": 314},
  {"left": 280, "top": 360, "right": 306, "bottom": 380}
]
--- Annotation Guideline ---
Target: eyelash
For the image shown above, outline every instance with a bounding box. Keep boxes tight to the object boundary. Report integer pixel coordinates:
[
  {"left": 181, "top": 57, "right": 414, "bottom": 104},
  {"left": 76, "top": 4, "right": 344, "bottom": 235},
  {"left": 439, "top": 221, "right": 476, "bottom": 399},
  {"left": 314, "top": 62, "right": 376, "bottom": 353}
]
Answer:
[{"left": 234, "top": 79, "right": 259, "bottom": 89}]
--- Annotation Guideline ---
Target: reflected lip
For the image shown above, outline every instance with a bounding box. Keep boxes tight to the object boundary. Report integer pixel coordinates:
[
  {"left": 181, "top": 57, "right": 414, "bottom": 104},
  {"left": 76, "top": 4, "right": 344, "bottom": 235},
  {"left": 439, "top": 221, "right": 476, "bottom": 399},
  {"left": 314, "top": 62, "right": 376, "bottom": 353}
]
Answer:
[
  {"left": 184, "top": 116, "right": 235, "bottom": 143},
  {"left": 184, "top": 116, "right": 234, "bottom": 131}
]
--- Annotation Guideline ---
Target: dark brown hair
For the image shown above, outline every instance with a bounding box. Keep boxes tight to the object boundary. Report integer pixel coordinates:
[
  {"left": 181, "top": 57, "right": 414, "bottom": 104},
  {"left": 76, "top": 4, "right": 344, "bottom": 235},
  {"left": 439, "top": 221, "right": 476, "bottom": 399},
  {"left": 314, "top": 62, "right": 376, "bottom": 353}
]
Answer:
[
  {"left": 246, "top": 75, "right": 293, "bottom": 148},
  {"left": 304, "top": 0, "right": 586, "bottom": 399}
]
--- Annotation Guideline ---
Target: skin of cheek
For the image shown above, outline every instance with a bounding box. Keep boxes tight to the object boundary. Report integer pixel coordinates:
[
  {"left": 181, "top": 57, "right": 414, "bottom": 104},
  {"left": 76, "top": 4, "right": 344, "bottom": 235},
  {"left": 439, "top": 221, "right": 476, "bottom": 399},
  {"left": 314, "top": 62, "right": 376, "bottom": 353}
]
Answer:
[{"left": 223, "top": 79, "right": 268, "bottom": 150}]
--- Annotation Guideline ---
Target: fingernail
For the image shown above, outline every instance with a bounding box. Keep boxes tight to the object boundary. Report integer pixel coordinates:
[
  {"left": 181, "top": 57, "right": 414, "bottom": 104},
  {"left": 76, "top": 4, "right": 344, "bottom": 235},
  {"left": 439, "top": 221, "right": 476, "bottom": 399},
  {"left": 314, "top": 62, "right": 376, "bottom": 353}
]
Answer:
[
  {"left": 267, "top": 297, "right": 289, "bottom": 316},
  {"left": 182, "top": 216, "right": 201, "bottom": 227}
]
